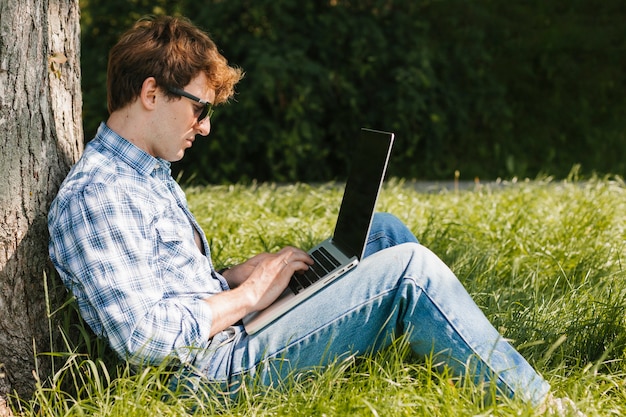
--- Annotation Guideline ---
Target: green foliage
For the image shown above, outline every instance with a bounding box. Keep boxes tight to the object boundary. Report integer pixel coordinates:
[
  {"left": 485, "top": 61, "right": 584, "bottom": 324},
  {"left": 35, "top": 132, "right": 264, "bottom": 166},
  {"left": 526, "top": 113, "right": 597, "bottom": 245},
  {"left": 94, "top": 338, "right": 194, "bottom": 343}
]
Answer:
[
  {"left": 16, "top": 176, "right": 626, "bottom": 415},
  {"left": 80, "top": 0, "right": 626, "bottom": 183},
  {"left": 179, "top": 0, "right": 435, "bottom": 183}
]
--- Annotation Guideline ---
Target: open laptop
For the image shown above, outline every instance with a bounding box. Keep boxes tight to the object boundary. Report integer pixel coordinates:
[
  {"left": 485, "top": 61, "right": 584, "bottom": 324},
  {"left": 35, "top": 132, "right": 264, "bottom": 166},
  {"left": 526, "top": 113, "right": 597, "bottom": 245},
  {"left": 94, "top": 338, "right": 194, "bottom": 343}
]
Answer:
[{"left": 242, "top": 128, "right": 395, "bottom": 334}]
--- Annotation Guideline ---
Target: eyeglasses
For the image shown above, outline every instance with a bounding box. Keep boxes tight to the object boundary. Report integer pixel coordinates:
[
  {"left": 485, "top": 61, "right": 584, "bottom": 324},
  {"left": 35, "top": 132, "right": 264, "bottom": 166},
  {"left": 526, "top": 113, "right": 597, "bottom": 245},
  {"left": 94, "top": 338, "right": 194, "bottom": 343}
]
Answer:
[{"left": 167, "top": 86, "right": 214, "bottom": 122}]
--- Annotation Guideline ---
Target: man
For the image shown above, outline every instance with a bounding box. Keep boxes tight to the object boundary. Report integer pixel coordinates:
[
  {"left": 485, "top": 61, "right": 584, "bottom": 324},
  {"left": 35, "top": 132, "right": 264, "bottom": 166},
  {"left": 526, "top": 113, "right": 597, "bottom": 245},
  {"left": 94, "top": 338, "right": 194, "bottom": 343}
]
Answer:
[{"left": 49, "top": 15, "right": 570, "bottom": 411}]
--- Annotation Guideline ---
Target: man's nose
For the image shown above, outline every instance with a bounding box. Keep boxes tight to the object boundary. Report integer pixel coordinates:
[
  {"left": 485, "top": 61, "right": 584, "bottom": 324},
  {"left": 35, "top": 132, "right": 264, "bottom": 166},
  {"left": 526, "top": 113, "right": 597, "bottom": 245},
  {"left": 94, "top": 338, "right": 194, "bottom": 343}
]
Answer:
[{"left": 195, "top": 117, "right": 211, "bottom": 136}]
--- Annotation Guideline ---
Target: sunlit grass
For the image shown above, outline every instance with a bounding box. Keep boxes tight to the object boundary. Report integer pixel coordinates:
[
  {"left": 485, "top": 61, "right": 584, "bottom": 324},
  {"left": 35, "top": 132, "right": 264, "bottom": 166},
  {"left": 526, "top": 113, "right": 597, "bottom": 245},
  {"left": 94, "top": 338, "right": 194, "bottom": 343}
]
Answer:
[{"left": 15, "top": 172, "right": 626, "bottom": 416}]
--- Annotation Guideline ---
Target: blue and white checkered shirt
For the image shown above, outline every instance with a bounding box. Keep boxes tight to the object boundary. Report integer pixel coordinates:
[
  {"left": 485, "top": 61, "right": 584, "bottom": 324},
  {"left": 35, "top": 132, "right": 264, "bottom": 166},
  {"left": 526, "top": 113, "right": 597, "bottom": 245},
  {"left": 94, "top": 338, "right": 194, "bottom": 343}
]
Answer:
[{"left": 48, "top": 122, "right": 229, "bottom": 366}]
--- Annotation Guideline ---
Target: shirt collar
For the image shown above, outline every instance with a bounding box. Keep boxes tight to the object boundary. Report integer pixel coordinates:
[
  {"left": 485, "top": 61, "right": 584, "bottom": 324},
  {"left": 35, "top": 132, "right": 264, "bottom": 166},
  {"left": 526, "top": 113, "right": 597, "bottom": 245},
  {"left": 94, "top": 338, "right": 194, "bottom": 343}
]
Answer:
[{"left": 95, "top": 122, "right": 171, "bottom": 176}]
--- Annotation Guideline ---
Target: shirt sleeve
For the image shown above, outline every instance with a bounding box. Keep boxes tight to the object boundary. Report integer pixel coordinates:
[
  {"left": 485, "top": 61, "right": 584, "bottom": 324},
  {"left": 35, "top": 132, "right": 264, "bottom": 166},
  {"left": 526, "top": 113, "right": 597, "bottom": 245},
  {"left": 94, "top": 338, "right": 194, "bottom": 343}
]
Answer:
[{"left": 50, "top": 181, "right": 216, "bottom": 365}]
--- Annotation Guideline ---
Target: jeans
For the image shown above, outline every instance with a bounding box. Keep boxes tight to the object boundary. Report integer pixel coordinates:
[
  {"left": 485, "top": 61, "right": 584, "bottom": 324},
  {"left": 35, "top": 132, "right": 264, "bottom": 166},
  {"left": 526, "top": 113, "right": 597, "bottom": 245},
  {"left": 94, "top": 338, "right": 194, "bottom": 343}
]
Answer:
[{"left": 185, "top": 213, "right": 550, "bottom": 406}]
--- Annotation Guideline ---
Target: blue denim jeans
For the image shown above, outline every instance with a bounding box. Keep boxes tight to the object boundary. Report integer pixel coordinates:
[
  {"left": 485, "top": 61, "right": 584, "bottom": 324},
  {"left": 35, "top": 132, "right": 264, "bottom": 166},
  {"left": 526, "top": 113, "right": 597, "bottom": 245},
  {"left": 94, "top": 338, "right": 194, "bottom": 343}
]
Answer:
[{"left": 186, "top": 213, "right": 550, "bottom": 405}]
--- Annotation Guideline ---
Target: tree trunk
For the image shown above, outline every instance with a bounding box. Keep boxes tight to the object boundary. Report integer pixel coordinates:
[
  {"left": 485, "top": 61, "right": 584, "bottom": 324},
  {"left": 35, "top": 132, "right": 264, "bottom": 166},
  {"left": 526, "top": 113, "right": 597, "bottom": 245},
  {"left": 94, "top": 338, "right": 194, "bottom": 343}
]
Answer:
[{"left": 0, "top": 0, "right": 82, "bottom": 405}]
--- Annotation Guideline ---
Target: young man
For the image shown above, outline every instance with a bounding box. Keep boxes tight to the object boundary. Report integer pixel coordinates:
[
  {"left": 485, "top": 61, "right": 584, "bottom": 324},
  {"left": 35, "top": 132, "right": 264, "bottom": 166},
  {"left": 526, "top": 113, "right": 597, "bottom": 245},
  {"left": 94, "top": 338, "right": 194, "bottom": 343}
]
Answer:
[{"left": 48, "top": 15, "right": 568, "bottom": 411}]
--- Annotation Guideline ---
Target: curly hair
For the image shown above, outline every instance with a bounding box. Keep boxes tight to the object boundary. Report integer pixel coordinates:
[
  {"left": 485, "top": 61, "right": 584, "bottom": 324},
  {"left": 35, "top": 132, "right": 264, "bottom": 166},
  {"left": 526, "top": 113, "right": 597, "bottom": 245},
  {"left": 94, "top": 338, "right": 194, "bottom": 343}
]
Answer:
[{"left": 107, "top": 15, "right": 243, "bottom": 113}]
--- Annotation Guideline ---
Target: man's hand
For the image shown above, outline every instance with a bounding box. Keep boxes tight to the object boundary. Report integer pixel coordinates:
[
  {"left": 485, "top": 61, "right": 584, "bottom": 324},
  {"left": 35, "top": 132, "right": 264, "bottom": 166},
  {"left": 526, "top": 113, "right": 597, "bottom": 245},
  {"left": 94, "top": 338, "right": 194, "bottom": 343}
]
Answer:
[
  {"left": 205, "top": 247, "right": 313, "bottom": 337},
  {"left": 236, "top": 246, "right": 313, "bottom": 310},
  {"left": 219, "top": 253, "right": 273, "bottom": 288},
  {"left": 222, "top": 247, "right": 312, "bottom": 287}
]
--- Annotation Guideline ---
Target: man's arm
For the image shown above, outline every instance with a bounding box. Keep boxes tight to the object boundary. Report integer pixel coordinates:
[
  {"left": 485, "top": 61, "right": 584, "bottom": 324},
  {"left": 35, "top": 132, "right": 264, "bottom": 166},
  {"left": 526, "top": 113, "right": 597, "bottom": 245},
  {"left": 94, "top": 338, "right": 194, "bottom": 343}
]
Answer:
[{"left": 207, "top": 247, "right": 312, "bottom": 337}]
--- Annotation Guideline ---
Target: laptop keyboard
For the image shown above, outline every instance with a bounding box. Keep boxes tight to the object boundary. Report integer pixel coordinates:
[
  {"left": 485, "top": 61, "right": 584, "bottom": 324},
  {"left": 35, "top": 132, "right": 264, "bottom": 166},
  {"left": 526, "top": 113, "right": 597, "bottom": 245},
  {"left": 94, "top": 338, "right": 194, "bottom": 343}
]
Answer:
[{"left": 288, "top": 247, "right": 341, "bottom": 294}]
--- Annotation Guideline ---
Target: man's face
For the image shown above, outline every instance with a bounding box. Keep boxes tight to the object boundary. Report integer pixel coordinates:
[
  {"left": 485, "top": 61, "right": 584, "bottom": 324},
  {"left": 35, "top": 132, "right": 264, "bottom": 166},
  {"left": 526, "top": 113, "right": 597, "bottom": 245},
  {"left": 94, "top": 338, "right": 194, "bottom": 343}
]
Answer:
[{"left": 149, "top": 73, "right": 216, "bottom": 162}]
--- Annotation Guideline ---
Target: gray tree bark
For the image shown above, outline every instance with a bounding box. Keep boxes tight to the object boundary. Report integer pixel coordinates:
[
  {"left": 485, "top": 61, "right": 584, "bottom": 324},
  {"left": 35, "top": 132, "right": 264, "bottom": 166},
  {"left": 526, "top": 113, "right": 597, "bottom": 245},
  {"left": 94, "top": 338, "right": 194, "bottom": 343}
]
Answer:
[{"left": 0, "top": 0, "right": 82, "bottom": 409}]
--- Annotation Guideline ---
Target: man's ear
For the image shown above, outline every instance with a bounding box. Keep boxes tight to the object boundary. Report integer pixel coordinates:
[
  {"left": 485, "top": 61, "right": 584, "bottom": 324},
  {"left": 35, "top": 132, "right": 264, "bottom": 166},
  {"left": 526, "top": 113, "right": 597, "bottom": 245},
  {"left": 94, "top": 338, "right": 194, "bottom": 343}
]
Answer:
[{"left": 140, "top": 77, "right": 159, "bottom": 110}]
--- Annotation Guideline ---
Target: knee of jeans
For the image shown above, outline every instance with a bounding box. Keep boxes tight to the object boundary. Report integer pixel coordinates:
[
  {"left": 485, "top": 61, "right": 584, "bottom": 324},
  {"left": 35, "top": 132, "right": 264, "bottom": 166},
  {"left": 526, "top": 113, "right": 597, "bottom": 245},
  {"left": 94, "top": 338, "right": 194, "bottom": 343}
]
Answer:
[
  {"left": 371, "top": 212, "right": 419, "bottom": 245},
  {"left": 402, "top": 242, "right": 466, "bottom": 292}
]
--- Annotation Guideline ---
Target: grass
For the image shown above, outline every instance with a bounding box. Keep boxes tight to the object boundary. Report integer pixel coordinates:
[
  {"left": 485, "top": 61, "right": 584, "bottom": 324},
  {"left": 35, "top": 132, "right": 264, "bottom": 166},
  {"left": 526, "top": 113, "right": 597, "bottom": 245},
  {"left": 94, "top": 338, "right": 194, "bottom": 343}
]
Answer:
[{"left": 13, "top": 171, "right": 626, "bottom": 416}]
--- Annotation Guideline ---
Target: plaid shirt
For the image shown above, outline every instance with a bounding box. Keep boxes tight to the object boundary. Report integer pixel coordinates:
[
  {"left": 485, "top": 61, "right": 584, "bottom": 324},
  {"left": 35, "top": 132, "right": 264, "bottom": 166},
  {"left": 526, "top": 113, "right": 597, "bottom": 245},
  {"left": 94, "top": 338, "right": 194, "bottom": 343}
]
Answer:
[{"left": 48, "top": 123, "right": 229, "bottom": 365}]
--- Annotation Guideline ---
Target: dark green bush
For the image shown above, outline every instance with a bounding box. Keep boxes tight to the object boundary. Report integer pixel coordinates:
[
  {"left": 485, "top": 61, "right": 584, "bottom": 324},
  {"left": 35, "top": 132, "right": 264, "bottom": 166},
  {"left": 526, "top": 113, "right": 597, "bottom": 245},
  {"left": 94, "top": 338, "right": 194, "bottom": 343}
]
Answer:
[{"left": 80, "top": 0, "right": 626, "bottom": 183}]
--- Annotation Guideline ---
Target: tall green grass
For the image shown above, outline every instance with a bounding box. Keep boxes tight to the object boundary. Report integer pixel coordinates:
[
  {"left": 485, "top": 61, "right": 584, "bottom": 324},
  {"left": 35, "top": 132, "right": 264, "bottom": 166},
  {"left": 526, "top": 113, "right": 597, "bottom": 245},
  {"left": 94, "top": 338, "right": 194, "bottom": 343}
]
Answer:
[{"left": 14, "top": 173, "right": 626, "bottom": 416}]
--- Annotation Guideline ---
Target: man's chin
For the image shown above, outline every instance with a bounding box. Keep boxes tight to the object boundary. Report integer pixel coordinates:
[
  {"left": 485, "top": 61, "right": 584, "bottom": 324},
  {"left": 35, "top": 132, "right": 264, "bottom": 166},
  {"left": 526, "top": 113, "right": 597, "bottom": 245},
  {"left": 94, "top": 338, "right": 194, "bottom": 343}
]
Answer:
[
  {"left": 167, "top": 149, "right": 185, "bottom": 162},
  {"left": 167, "top": 152, "right": 185, "bottom": 163}
]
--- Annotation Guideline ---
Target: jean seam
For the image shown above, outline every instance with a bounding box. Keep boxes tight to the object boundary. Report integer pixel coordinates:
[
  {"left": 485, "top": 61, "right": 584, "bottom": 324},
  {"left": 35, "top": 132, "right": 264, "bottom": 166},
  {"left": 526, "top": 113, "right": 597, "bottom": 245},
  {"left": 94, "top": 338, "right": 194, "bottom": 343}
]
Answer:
[{"left": 367, "top": 232, "right": 399, "bottom": 248}]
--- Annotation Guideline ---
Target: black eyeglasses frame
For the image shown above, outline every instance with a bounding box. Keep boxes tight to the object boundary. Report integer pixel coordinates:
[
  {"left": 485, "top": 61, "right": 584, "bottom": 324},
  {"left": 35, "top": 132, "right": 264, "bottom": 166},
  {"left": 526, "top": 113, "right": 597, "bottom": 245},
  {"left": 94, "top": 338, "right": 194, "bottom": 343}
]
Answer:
[{"left": 167, "top": 86, "right": 214, "bottom": 122}]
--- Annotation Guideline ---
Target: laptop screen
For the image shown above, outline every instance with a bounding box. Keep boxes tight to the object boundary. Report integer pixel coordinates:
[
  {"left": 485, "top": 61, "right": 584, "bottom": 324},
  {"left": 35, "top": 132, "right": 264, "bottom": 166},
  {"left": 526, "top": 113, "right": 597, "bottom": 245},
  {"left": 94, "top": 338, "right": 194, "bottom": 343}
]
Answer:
[{"left": 332, "top": 128, "right": 394, "bottom": 259}]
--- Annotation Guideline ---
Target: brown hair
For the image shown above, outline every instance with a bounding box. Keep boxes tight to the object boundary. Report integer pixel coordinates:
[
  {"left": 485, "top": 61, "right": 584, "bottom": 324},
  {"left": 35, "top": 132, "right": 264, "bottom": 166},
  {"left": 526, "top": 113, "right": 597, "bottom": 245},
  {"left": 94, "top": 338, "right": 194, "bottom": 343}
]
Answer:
[{"left": 106, "top": 15, "right": 243, "bottom": 113}]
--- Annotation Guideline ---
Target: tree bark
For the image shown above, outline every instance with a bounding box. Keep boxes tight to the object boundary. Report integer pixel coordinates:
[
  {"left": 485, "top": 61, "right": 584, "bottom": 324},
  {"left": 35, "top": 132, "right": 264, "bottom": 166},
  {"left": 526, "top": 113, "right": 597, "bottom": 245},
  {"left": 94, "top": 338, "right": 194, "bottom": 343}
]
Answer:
[{"left": 0, "top": 0, "right": 82, "bottom": 405}]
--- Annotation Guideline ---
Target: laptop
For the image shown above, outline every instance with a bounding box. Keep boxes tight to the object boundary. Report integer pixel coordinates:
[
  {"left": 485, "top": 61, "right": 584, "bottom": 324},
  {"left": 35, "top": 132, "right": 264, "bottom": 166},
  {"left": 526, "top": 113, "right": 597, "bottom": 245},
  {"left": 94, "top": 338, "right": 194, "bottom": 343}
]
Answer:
[{"left": 242, "top": 128, "right": 395, "bottom": 334}]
